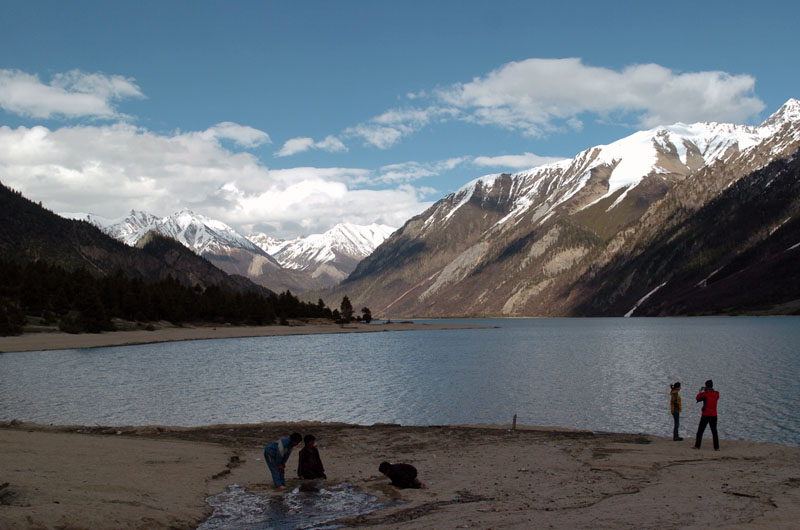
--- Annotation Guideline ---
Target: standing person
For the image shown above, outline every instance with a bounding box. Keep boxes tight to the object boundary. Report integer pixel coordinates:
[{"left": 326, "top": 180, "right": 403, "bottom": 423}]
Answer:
[
  {"left": 378, "top": 461, "right": 426, "bottom": 489},
  {"left": 670, "top": 382, "right": 683, "bottom": 441},
  {"left": 694, "top": 380, "right": 720, "bottom": 450},
  {"left": 264, "top": 432, "right": 302, "bottom": 490},
  {"left": 297, "top": 434, "right": 327, "bottom": 480}
]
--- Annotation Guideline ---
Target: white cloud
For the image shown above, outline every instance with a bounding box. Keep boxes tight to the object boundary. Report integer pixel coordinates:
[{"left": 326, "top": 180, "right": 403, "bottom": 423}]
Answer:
[
  {"left": 276, "top": 135, "right": 347, "bottom": 157},
  {"left": 0, "top": 123, "right": 430, "bottom": 238},
  {"left": 436, "top": 58, "right": 765, "bottom": 133},
  {"left": 345, "top": 106, "right": 458, "bottom": 149},
  {"left": 201, "top": 122, "right": 271, "bottom": 148},
  {"left": 316, "top": 135, "right": 346, "bottom": 152},
  {"left": 0, "top": 69, "right": 144, "bottom": 119},
  {"left": 338, "top": 58, "right": 764, "bottom": 150},
  {"left": 473, "top": 152, "right": 565, "bottom": 170},
  {"left": 276, "top": 137, "right": 314, "bottom": 157},
  {"left": 376, "top": 157, "right": 470, "bottom": 184}
]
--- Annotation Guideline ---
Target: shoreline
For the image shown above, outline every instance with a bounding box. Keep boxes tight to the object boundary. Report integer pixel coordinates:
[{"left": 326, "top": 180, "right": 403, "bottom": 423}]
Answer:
[
  {"left": 2, "top": 421, "right": 799, "bottom": 529},
  {"left": 0, "top": 321, "right": 488, "bottom": 353}
]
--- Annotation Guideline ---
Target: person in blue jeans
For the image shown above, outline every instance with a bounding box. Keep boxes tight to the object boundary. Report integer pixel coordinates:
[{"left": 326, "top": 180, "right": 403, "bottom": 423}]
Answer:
[{"left": 264, "top": 432, "right": 302, "bottom": 489}]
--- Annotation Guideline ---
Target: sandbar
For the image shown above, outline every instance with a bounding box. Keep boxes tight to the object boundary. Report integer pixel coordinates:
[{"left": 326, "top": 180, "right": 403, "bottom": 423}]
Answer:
[
  {"left": 1, "top": 421, "right": 798, "bottom": 529},
  {"left": 0, "top": 321, "right": 487, "bottom": 353}
]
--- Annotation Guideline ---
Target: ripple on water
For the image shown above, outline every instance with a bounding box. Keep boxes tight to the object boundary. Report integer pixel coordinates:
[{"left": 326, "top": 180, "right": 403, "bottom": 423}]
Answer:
[{"left": 198, "top": 482, "right": 384, "bottom": 530}]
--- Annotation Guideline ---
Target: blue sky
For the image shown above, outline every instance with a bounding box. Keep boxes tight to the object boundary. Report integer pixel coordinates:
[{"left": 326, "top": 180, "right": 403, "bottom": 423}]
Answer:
[{"left": 1, "top": 0, "right": 797, "bottom": 238}]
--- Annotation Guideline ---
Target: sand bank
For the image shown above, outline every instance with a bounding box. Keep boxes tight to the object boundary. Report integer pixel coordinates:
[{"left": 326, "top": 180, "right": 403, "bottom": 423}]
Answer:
[
  {"left": 1, "top": 421, "right": 798, "bottom": 529},
  {"left": 0, "top": 321, "right": 486, "bottom": 353}
]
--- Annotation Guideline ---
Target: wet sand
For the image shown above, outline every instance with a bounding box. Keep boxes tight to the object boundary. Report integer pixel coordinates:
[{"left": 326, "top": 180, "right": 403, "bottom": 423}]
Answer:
[
  {"left": 0, "top": 321, "right": 486, "bottom": 353},
  {"left": 1, "top": 421, "right": 799, "bottom": 529}
]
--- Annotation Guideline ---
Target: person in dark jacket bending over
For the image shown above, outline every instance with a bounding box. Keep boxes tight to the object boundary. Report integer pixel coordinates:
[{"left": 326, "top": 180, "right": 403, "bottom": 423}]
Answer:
[
  {"left": 694, "top": 379, "right": 720, "bottom": 450},
  {"left": 379, "top": 461, "right": 426, "bottom": 489},
  {"left": 297, "top": 434, "right": 327, "bottom": 480}
]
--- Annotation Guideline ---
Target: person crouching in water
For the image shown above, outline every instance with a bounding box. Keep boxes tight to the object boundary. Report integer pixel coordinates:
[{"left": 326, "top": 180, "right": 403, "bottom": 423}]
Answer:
[
  {"left": 670, "top": 382, "right": 683, "bottom": 441},
  {"left": 264, "top": 432, "right": 302, "bottom": 490},
  {"left": 379, "top": 461, "right": 426, "bottom": 489},
  {"left": 297, "top": 434, "right": 327, "bottom": 480}
]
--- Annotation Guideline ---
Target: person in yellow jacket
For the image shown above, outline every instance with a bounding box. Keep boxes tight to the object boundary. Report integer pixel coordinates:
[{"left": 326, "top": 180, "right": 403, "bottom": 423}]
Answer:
[{"left": 670, "top": 382, "right": 683, "bottom": 441}]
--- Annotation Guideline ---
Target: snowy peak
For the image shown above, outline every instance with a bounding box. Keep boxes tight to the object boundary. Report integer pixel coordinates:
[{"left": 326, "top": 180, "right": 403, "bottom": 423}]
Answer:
[
  {"left": 760, "top": 98, "right": 800, "bottom": 130},
  {"left": 435, "top": 99, "right": 800, "bottom": 230},
  {"left": 246, "top": 233, "right": 286, "bottom": 255},
  {"left": 65, "top": 209, "right": 264, "bottom": 256},
  {"left": 62, "top": 209, "right": 159, "bottom": 246},
  {"left": 250, "top": 223, "right": 395, "bottom": 271},
  {"left": 152, "top": 209, "right": 262, "bottom": 255}
]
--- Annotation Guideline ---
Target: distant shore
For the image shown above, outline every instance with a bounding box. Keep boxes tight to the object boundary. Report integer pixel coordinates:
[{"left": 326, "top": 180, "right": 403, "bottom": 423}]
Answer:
[
  {"left": 2, "top": 421, "right": 799, "bottom": 529},
  {"left": 0, "top": 320, "right": 488, "bottom": 353}
]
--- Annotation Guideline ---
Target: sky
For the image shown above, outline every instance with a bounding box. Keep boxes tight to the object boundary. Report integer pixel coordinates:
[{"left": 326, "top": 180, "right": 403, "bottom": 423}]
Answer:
[{"left": 1, "top": 0, "right": 798, "bottom": 239}]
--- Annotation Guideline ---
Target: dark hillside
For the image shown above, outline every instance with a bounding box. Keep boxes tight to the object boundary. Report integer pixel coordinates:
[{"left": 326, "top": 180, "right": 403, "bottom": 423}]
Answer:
[
  {"left": 0, "top": 182, "right": 262, "bottom": 293},
  {"left": 571, "top": 151, "right": 800, "bottom": 316}
]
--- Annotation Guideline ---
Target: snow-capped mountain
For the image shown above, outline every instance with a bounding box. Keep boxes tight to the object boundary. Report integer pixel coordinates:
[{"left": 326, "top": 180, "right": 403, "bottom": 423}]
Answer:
[
  {"left": 331, "top": 99, "right": 800, "bottom": 317},
  {"left": 246, "top": 233, "right": 286, "bottom": 256},
  {"left": 61, "top": 210, "right": 159, "bottom": 246},
  {"left": 248, "top": 223, "right": 395, "bottom": 283},
  {"left": 65, "top": 208, "right": 395, "bottom": 292},
  {"left": 426, "top": 98, "right": 800, "bottom": 237},
  {"left": 252, "top": 223, "right": 394, "bottom": 268},
  {"left": 64, "top": 208, "right": 265, "bottom": 255}
]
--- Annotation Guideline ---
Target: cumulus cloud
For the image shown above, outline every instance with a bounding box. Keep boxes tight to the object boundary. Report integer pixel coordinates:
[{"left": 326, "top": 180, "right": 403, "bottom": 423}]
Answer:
[
  {"left": 0, "top": 123, "right": 431, "bottom": 238},
  {"left": 0, "top": 69, "right": 144, "bottom": 119},
  {"left": 276, "top": 135, "right": 347, "bottom": 157},
  {"left": 436, "top": 58, "right": 765, "bottom": 133},
  {"left": 338, "top": 58, "right": 764, "bottom": 149},
  {"left": 473, "top": 152, "right": 566, "bottom": 170}
]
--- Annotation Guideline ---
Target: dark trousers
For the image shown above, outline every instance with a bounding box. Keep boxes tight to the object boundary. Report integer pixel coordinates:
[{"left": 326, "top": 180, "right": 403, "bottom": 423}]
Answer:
[
  {"left": 695, "top": 415, "right": 719, "bottom": 449},
  {"left": 672, "top": 412, "right": 680, "bottom": 440}
]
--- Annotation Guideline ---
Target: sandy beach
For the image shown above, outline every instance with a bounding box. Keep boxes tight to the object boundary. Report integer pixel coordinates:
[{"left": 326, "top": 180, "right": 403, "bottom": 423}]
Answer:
[
  {"left": 0, "top": 320, "right": 486, "bottom": 353},
  {"left": 1, "top": 421, "right": 799, "bottom": 529}
]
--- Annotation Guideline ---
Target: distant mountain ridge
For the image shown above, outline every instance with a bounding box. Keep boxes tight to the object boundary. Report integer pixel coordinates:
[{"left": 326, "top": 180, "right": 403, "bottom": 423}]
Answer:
[
  {"left": 252, "top": 223, "right": 395, "bottom": 284},
  {"left": 326, "top": 99, "right": 800, "bottom": 317},
  {"left": 64, "top": 210, "right": 395, "bottom": 293}
]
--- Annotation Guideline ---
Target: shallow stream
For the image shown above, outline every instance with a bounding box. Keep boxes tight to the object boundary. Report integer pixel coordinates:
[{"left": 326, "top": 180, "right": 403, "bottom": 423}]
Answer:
[{"left": 197, "top": 482, "right": 385, "bottom": 529}]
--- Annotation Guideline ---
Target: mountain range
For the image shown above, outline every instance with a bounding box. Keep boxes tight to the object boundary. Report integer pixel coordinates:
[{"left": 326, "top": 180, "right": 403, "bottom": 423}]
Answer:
[
  {"left": 62, "top": 210, "right": 394, "bottom": 294},
  {"left": 0, "top": 184, "right": 263, "bottom": 295},
  {"left": 324, "top": 99, "right": 800, "bottom": 317},
  {"left": 7, "top": 99, "right": 800, "bottom": 318}
]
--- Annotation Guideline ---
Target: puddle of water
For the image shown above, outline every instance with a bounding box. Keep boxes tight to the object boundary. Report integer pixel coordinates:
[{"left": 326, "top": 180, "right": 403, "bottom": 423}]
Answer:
[{"left": 198, "top": 482, "right": 384, "bottom": 529}]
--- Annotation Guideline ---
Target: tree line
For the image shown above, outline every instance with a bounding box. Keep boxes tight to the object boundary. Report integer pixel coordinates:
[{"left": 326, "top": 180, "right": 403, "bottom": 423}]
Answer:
[{"left": 0, "top": 259, "right": 339, "bottom": 336}]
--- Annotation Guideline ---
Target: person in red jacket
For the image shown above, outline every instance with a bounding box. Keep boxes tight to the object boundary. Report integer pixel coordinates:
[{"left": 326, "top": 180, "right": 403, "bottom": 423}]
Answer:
[{"left": 694, "top": 379, "right": 720, "bottom": 450}]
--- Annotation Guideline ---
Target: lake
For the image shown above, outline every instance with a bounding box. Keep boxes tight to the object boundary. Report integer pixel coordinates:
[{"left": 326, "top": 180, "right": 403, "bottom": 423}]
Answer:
[{"left": 1, "top": 317, "right": 798, "bottom": 446}]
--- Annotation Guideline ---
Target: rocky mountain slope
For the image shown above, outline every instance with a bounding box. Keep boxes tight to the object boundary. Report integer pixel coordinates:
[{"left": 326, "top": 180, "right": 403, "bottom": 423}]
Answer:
[{"left": 330, "top": 99, "right": 800, "bottom": 317}]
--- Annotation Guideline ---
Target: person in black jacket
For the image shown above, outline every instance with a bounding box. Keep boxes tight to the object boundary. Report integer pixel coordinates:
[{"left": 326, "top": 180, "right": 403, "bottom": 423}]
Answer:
[
  {"left": 297, "top": 434, "right": 326, "bottom": 480},
  {"left": 378, "top": 461, "right": 426, "bottom": 489}
]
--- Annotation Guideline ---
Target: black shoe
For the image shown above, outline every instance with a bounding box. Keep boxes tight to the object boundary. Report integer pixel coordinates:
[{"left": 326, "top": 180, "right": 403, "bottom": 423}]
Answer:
[{"left": 673, "top": 437, "right": 684, "bottom": 441}]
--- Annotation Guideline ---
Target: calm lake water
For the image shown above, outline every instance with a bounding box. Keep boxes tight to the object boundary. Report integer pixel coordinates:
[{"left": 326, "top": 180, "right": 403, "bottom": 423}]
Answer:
[{"left": 1, "top": 317, "right": 799, "bottom": 446}]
